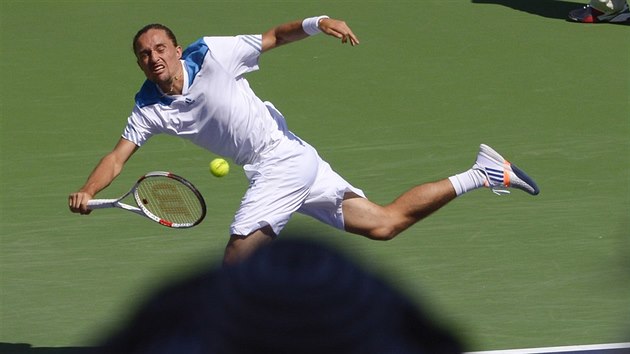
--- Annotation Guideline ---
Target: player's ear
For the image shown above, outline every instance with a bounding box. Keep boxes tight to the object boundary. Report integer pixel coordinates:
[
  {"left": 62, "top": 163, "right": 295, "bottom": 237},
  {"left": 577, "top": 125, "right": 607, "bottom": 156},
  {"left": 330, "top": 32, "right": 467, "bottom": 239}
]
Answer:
[{"left": 176, "top": 46, "right": 183, "bottom": 59}]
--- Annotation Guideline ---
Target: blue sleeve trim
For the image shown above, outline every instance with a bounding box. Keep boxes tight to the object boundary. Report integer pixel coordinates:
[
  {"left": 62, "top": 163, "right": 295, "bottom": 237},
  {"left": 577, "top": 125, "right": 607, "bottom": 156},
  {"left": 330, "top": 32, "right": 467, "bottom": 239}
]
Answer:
[{"left": 182, "top": 38, "right": 209, "bottom": 88}]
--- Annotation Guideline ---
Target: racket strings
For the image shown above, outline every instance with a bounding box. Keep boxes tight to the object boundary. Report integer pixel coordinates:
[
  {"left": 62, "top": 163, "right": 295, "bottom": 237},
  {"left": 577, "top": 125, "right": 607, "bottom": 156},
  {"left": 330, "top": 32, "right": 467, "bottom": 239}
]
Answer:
[{"left": 136, "top": 177, "right": 204, "bottom": 225}]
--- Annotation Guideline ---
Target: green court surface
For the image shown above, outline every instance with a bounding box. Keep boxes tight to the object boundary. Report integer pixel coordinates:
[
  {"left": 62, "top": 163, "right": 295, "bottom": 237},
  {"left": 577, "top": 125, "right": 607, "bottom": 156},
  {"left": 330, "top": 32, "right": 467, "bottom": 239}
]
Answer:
[{"left": 1, "top": 0, "right": 629, "bottom": 351}]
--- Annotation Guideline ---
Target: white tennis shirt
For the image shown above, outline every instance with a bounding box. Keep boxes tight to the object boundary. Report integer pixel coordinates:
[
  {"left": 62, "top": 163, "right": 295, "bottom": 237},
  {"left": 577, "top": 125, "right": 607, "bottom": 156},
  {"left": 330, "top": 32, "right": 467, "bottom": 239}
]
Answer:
[{"left": 123, "top": 35, "right": 288, "bottom": 166}]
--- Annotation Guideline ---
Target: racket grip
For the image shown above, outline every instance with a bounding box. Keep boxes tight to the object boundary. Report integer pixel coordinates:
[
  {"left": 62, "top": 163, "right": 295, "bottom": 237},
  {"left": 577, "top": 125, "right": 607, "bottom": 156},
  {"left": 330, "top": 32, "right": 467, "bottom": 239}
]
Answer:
[{"left": 87, "top": 199, "right": 119, "bottom": 209}]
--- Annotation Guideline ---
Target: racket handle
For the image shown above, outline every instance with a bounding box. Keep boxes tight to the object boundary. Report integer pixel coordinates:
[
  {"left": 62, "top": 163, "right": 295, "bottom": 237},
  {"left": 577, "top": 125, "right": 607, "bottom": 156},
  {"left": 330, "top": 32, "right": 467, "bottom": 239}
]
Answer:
[{"left": 87, "top": 199, "right": 119, "bottom": 209}]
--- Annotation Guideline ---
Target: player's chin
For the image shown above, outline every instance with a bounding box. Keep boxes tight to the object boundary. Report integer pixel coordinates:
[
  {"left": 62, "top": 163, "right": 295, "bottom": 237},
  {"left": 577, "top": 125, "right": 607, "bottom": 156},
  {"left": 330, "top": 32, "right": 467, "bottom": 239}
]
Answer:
[
  {"left": 144, "top": 69, "right": 164, "bottom": 82},
  {"left": 146, "top": 74, "right": 161, "bottom": 83},
  {"left": 149, "top": 74, "right": 171, "bottom": 86}
]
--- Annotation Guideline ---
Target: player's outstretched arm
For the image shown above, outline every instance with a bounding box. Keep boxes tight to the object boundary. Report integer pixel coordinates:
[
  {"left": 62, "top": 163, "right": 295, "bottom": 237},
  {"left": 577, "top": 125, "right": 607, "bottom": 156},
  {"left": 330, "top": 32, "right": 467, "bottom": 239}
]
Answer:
[
  {"left": 261, "top": 16, "right": 359, "bottom": 53},
  {"left": 68, "top": 138, "right": 138, "bottom": 214}
]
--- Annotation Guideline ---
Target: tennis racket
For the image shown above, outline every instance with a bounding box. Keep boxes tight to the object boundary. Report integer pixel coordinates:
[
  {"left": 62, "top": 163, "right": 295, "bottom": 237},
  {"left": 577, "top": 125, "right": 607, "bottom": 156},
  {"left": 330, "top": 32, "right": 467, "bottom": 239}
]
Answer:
[{"left": 87, "top": 171, "right": 206, "bottom": 228}]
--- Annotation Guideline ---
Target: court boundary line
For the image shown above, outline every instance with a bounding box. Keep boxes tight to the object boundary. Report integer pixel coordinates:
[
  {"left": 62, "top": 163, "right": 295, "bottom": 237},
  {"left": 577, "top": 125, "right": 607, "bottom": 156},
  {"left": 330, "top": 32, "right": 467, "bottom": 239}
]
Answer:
[{"left": 466, "top": 342, "right": 630, "bottom": 354}]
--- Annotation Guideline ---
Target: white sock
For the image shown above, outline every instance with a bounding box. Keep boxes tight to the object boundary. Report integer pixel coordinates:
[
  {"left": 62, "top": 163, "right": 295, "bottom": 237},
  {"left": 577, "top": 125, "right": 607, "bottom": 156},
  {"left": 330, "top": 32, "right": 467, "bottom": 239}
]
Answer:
[{"left": 448, "top": 169, "right": 486, "bottom": 196}]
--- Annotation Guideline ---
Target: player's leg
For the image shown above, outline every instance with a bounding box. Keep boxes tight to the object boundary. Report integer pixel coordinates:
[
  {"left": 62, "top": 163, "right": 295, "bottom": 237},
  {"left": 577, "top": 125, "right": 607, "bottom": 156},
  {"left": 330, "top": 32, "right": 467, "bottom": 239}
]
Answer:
[
  {"left": 224, "top": 139, "right": 319, "bottom": 265},
  {"left": 342, "top": 180, "right": 456, "bottom": 240},
  {"left": 295, "top": 149, "right": 457, "bottom": 240},
  {"left": 342, "top": 144, "right": 539, "bottom": 240},
  {"left": 224, "top": 227, "right": 275, "bottom": 265}
]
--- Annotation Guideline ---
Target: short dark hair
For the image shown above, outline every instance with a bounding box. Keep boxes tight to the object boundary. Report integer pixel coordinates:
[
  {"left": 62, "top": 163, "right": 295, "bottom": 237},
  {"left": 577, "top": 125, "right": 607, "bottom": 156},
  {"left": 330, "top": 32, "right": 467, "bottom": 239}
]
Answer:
[{"left": 132, "top": 23, "right": 178, "bottom": 54}]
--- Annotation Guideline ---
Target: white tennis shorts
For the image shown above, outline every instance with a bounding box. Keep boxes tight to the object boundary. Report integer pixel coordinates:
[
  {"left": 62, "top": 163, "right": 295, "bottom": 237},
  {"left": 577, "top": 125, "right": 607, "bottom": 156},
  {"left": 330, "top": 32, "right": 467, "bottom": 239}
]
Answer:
[{"left": 230, "top": 135, "right": 365, "bottom": 236}]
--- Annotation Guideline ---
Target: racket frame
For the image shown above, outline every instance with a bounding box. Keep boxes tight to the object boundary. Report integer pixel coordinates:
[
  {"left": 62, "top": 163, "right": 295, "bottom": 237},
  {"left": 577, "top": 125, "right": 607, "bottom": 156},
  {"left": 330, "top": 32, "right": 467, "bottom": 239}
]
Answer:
[{"left": 87, "top": 171, "right": 206, "bottom": 228}]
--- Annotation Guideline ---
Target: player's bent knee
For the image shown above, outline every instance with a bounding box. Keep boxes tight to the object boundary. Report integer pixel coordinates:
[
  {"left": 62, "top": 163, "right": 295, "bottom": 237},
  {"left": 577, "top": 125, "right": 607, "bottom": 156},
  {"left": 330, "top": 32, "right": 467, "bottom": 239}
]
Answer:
[
  {"left": 223, "top": 239, "right": 246, "bottom": 266},
  {"left": 223, "top": 228, "right": 275, "bottom": 266},
  {"left": 345, "top": 214, "right": 406, "bottom": 241},
  {"left": 364, "top": 225, "right": 401, "bottom": 241}
]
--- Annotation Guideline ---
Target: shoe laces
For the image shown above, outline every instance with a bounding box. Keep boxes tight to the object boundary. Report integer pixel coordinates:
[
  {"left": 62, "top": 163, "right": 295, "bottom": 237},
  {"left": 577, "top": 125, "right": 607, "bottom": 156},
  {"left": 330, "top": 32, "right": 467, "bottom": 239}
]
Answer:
[
  {"left": 491, "top": 186, "right": 511, "bottom": 196},
  {"left": 477, "top": 166, "right": 511, "bottom": 196}
]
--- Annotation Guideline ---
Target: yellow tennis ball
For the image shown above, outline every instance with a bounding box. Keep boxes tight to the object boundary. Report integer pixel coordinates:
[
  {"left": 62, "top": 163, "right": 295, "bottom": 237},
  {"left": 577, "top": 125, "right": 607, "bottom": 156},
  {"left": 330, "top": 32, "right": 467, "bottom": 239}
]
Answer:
[{"left": 209, "top": 158, "right": 229, "bottom": 177}]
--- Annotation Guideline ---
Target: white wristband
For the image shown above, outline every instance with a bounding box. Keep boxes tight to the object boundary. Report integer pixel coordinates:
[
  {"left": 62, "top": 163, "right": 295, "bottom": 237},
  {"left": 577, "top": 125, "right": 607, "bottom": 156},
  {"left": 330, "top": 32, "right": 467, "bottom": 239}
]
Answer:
[{"left": 302, "top": 15, "right": 329, "bottom": 36}]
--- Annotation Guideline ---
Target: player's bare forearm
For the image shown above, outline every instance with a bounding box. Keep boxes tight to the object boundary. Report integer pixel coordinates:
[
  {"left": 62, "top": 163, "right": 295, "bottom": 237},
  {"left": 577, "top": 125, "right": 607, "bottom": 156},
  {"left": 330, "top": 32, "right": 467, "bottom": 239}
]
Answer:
[
  {"left": 261, "top": 20, "right": 309, "bottom": 52},
  {"left": 69, "top": 154, "right": 122, "bottom": 214},
  {"left": 80, "top": 154, "right": 123, "bottom": 196},
  {"left": 69, "top": 138, "right": 137, "bottom": 214},
  {"left": 261, "top": 17, "right": 360, "bottom": 53},
  {"left": 80, "top": 139, "right": 136, "bottom": 196}
]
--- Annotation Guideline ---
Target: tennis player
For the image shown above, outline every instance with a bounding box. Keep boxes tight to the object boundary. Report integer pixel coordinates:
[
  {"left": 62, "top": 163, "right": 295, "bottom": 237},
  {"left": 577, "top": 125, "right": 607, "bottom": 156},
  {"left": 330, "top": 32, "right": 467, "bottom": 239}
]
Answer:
[{"left": 68, "top": 16, "right": 540, "bottom": 264}]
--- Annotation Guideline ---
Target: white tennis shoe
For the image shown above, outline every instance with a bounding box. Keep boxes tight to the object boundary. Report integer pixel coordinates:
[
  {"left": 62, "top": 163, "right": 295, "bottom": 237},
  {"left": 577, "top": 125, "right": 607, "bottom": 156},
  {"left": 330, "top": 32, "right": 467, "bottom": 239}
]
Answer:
[{"left": 473, "top": 144, "right": 540, "bottom": 196}]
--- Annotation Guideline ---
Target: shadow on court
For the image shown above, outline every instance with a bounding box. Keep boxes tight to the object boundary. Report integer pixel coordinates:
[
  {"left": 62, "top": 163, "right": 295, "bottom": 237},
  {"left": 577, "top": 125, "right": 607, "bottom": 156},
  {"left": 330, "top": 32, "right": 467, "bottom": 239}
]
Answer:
[
  {"left": 472, "top": 0, "right": 630, "bottom": 25},
  {"left": 0, "top": 343, "right": 96, "bottom": 354},
  {"left": 471, "top": 0, "right": 583, "bottom": 19}
]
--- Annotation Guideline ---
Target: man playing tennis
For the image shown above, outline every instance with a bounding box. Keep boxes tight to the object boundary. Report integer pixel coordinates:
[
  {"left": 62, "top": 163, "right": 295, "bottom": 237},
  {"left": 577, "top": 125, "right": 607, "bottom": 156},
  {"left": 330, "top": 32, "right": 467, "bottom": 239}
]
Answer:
[{"left": 68, "top": 16, "right": 539, "bottom": 264}]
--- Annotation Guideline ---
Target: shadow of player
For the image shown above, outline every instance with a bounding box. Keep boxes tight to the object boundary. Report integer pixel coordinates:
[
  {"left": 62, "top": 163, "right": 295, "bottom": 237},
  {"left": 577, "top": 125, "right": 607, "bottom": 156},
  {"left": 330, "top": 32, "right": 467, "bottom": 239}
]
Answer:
[{"left": 472, "top": 0, "right": 585, "bottom": 19}]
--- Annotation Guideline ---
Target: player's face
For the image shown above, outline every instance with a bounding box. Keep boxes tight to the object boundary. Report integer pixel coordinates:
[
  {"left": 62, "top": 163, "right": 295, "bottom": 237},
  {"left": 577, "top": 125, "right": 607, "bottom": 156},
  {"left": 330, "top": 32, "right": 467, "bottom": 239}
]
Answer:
[{"left": 134, "top": 29, "right": 182, "bottom": 85}]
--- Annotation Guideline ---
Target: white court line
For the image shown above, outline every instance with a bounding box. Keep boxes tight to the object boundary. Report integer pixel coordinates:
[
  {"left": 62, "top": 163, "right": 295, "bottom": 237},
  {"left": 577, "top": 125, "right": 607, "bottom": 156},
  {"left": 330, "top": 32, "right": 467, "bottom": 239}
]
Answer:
[{"left": 466, "top": 342, "right": 630, "bottom": 354}]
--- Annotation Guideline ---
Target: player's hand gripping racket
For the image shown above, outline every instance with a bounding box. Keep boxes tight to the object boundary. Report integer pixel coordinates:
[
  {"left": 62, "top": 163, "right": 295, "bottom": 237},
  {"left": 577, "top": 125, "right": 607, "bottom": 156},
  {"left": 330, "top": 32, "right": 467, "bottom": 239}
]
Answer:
[{"left": 87, "top": 171, "right": 206, "bottom": 228}]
